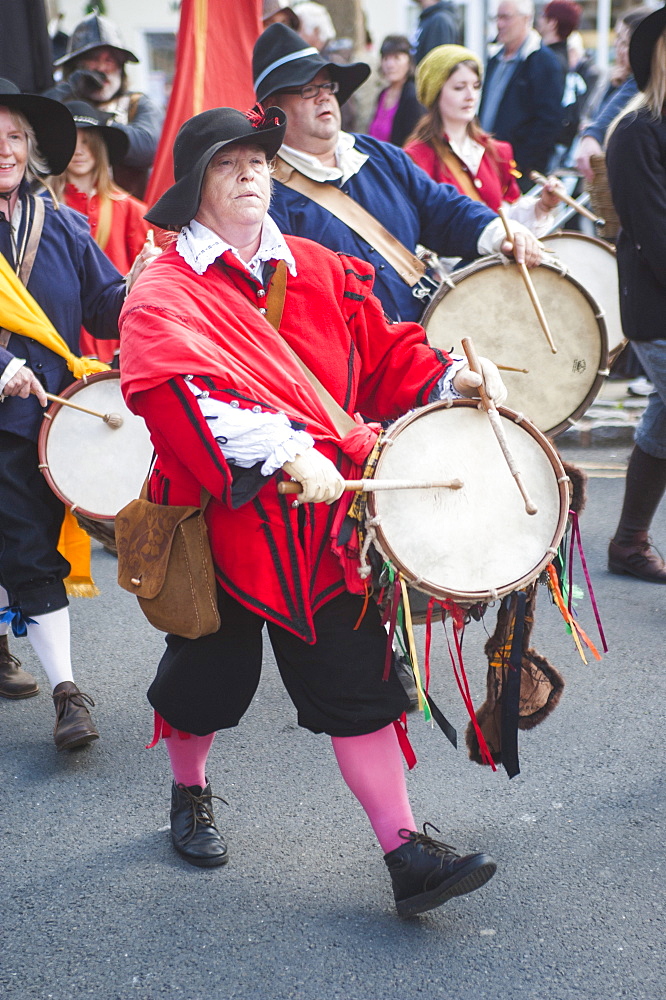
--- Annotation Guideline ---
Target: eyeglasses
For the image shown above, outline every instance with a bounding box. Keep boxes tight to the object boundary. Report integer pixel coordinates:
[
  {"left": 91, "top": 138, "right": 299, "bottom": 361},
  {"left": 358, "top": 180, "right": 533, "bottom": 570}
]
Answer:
[{"left": 278, "top": 80, "right": 340, "bottom": 100}]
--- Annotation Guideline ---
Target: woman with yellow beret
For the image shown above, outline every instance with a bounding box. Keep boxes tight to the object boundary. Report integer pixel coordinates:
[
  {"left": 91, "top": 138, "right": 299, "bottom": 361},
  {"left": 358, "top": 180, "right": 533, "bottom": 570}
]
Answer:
[{"left": 404, "top": 45, "right": 560, "bottom": 235}]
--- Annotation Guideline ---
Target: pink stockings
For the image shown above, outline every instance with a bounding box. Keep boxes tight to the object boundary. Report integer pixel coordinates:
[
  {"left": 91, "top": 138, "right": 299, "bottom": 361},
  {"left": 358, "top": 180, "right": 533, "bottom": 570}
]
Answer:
[
  {"left": 164, "top": 723, "right": 414, "bottom": 853},
  {"left": 165, "top": 731, "right": 215, "bottom": 789},
  {"left": 331, "top": 724, "right": 415, "bottom": 854}
]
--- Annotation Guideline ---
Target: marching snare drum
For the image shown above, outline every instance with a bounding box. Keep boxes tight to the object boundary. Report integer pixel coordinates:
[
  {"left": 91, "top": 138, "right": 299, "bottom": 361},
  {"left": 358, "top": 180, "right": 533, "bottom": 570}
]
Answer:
[
  {"left": 366, "top": 400, "right": 570, "bottom": 604},
  {"left": 38, "top": 371, "right": 153, "bottom": 549},
  {"left": 540, "top": 231, "right": 625, "bottom": 360},
  {"left": 421, "top": 256, "right": 609, "bottom": 437}
]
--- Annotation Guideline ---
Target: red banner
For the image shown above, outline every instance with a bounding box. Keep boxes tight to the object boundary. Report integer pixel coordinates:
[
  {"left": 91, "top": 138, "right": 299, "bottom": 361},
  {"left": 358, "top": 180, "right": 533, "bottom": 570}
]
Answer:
[{"left": 145, "top": 0, "right": 262, "bottom": 209}]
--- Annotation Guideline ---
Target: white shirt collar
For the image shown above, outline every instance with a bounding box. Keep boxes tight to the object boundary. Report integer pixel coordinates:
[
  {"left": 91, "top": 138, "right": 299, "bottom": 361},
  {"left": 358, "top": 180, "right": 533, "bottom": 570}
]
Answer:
[
  {"left": 279, "top": 131, "right": 368, "bottom": 185},
  {"left": 176, "top": 215, "right": 297, "bottom": 280},
  {"left": 447, "top": 132, "right": 485, "bottom": 176}
]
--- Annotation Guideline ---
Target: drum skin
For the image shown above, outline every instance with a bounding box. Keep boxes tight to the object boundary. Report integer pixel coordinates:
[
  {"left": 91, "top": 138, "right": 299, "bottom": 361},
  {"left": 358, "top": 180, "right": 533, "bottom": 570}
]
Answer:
[
  {"left": 540, "top": 231, "right": 624, "bottom": 359},
  {"left": 367, "top": 400, "right": 570, "bottom": 603},
  {"left": 38, "top": 371, "right": 153, "bottom": 534},
  {"left": 422, "top": 256, "right": 609, "bottom": 437}
]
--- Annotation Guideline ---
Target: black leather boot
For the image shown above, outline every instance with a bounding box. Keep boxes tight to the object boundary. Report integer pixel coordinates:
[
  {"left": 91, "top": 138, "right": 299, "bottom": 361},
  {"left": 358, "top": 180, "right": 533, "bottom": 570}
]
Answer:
[
  {"left": 170, "top": 781, "right": 228, "bottom": 868},
  {"left": 52, "top": 681, "right": 99, "bottom": 750},
  {"left": 384, "top": 824, "right": 497, "bottom": 918},
  {"left": 0, "top": 634, "right": 39, "bottom": 699}
]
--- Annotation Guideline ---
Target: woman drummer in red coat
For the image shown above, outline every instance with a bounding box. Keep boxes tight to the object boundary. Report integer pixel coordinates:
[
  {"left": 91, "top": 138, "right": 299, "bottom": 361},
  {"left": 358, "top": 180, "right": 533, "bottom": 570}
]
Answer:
[
  {"left": 404, "top": 45, "right": 561, "bottom": 236},
  {"left": 119, "top": 105, "right": 508, "bottom": 918}
]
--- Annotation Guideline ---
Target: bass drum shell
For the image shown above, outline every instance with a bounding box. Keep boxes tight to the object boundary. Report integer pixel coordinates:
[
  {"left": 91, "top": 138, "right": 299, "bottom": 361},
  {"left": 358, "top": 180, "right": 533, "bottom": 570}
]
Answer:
[
  {"left": 422, "top": 256, "right": 609, "bottom": 437},
  {"left": 367, "top": 400, "right": 570, "bottom": 604},
  {"left": 38, "top": 371, "right": 153, "bottom": 552},
  {"left": 540, "top": 231, "right": 625, "bottom": 360}
]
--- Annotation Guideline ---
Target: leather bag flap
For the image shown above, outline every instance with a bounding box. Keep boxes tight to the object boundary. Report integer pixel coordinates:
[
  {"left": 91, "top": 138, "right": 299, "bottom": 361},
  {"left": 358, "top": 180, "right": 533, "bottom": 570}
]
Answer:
[{"left": 115, "top": 498, "right": 203, "bottom": 599}]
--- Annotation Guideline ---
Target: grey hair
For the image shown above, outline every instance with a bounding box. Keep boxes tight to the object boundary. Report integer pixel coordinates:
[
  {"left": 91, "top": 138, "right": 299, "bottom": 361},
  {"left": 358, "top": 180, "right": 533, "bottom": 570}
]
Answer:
[
  {"left": 6, "top": 109, "right": 59, "bottom": 208},
  {"left": 498, "top": 0, "right": 534, "bottom": 18},
  {"left": 293, "top": 2, "right": 336, "bottom": 45}
]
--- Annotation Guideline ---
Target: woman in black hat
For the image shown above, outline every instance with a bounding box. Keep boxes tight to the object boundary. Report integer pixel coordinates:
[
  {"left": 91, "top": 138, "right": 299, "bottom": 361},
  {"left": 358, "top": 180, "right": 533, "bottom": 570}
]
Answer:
[
  {"left": 605, "top": 5, "right": 666, "bottom": 583},
  {"left": 119, "top": 104, "right": 504, "bottom": 917},
  {"left": 367, "top": 35, "right": 424, "bottom": 147},
  {"left": 0, "top": 79, "right": 128, "bottom": 746},
  {"left": 52, "top": 102, "right": 151, "bottom": 363}
]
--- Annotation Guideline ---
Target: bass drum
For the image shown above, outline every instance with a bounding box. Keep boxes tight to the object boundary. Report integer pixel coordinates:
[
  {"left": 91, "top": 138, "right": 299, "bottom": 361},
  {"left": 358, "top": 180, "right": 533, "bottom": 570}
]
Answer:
[
  {"left": 422, "top": 255, "right": 609, "bottom": 437},
  {"left": 540, "top": 231, "right": 625, "bottom": 360},
  {"left": 367, "top": 400, "right": 570, "bottom": 604},
  {"left": 38, "top": 371, "right": 153, "bottom": 552}
]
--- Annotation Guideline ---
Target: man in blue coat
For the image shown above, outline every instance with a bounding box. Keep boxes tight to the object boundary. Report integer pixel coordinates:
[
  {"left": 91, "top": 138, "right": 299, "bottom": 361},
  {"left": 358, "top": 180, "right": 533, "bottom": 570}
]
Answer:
[
  {"left": 479, "top": 0, "right": 565, "bottom": 190},
  {"left": 252, "top": 24, "right": 542, "bottom": 323}
]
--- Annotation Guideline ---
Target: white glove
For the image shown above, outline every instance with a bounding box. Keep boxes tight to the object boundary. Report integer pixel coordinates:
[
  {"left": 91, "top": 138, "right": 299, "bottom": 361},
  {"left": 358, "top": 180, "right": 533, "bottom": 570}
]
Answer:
[
  {"left": 282, "top": 447, "right": 346, "bottom": 504},
  {"left": 453, "top": 356, "right": 508, "bottom": 406}
]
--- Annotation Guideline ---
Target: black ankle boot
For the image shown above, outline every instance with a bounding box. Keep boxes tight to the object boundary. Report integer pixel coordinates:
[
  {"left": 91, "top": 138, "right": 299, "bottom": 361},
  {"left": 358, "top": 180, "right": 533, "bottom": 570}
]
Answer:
[
  {"left": 384, "top": 824, "right": 497, "bottom": 918},
  {"left": 170, "top": 781, "right": 228, "bottom": 868}
]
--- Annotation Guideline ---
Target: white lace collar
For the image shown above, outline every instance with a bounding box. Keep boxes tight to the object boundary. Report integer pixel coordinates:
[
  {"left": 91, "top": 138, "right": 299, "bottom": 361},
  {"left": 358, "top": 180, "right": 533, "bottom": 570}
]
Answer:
[{"left": 176, "top": 214, "right": 297, "bottom": 280}]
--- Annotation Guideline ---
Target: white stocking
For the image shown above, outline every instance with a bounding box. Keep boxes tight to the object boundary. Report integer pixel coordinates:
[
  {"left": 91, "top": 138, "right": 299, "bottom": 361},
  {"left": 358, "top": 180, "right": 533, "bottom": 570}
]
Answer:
[{"left": 26, "top": 607, "right": 74, "bottom": 691}]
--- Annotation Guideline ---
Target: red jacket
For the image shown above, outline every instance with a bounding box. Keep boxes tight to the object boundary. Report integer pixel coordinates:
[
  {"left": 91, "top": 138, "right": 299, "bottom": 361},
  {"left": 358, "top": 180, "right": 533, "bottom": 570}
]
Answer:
[
  {"left": 64, "top": 184, "right": 149, "bottom": 362},
  {"left": 120, "top": 237, "right": 451, "bottom": 641},
  {"left": 404, "top": 137, "right": 521, "bottom": 212}
]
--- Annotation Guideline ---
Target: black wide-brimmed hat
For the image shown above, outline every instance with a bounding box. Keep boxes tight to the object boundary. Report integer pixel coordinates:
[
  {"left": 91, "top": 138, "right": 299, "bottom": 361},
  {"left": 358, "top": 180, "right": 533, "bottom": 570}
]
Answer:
[
  {"left": 253, "top": 23, "right": 370, "bottom": 105},
  {"left": 146, "top": 106, "right": 286, "bottom": 232},
  {"left": 0, "top": 78, "right": 76, "bottom": 175},
  {"left": 54, "top": 13, "right": 138, "bottom": 68},
  {"left": 65, "top": 101, "right": 129, "bottom": 165},
  {"left": 630, "top": 4, "right": 666, "bottom": 90}
]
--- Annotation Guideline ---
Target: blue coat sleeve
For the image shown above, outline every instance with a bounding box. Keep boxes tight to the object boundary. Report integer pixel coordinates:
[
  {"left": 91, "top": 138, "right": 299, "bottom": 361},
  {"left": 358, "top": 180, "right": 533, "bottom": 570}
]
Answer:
[{"left": 584, "top": 77, "right": 638, "bottom": 145}]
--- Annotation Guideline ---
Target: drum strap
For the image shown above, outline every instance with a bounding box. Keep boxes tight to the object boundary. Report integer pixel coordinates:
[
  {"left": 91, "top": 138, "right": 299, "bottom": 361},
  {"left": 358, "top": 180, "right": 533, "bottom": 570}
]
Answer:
[
  {"left": 265, "top": 260, "right": 357, "bottom": 438},
  {"left": 272, "top": 156, "right": 427, "bottom": 288},
  {"left": 431, "top": 137, "right": 483, "bottom": 203},
  {"left": 0, "top": 194, "right": 45, "bottom": 349}
]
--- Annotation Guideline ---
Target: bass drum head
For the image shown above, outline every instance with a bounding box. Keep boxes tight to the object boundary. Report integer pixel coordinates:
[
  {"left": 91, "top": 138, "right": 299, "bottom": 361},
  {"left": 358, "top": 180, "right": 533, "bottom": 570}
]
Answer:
[
  {"left": 540, "top": 231, "right": 625, "bottom": 359},
  {"left": 38, "top": 371, "right": 153, "bottom": 520},
  {"left": 422, "top": 257, "right": 609, "bottom": 437},
  {"left": 368, "top": 401, "right": 569, "bottom": 603}
]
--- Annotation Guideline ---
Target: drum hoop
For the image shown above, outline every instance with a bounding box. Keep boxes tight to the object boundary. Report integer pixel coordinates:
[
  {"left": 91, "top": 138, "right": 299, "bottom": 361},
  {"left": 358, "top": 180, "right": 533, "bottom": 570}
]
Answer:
[
  {"left": 420, "top": 255, "right": 610, "bottom": 438},
  {"left": 37, "top": 370, "right": 121, "bottom": 522},
  {"left": 542, "top": 230, "right": 617, "bottom": 258},
  {"left": 367, "top": 399, "right": 571, "bottom": 603}
]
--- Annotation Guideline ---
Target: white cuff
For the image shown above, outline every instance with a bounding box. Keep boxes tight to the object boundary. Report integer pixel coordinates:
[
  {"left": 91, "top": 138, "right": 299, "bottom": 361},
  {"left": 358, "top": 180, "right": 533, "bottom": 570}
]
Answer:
[
  {"left": 430, "top": 356, "right": 469, "bottom": 401},
  {"left": 185, "top": 381, "right": 315, "bottom": 475},
  {"left": 504, "top": 196, "right": 554, "bottom": 238},
  {"left": 0, "top": 357, "right": 26, "bottom": 395}
]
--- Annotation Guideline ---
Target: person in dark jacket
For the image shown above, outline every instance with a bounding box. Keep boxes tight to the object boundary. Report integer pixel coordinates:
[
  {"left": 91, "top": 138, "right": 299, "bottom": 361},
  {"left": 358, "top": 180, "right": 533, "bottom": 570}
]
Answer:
[
  {"left": 367, "top": 35, "right": 424, "bottom": 147},
  {"left": 605, "top": 6, "right": 666, "bottom": 583},
  {"left": 44, "top": 12, "right": 164, "bottom": 199},
  {"left": 0, "top": 80, "right": 154, "bottom": 746},
  {"left": 479, "top": 0, "right": 565, "bottom": 190},
  {"left": 413, "top": 1, "right": 461, "bottom": 65}
]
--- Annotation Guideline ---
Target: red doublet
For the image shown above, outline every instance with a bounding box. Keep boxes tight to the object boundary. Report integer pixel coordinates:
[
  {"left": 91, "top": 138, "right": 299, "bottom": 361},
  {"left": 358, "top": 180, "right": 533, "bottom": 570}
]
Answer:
[
  {"left": 404, "top": 138, "right": 521, "bottom": 212},
  {"left": 119, "top": 237, "right": 451, "bottom": 641}
]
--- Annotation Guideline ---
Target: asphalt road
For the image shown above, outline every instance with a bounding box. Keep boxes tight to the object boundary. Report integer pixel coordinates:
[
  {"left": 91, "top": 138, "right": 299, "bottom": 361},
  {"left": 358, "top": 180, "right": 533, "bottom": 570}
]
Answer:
[{"left": 1, "top": 439, "right": 664, "bottom": 1000}]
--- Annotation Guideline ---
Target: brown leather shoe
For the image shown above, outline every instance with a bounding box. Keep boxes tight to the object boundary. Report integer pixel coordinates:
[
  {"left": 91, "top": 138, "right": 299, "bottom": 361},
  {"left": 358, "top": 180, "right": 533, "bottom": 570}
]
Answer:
[
  {"left": 0, "top": 634, "right": 39, "bottom": 699},
  {"left": 52, "top": 681, "right": 99, "bottom": 751},
  {"left": 608, "top": 537, "right": 666, "bottom": 583}
]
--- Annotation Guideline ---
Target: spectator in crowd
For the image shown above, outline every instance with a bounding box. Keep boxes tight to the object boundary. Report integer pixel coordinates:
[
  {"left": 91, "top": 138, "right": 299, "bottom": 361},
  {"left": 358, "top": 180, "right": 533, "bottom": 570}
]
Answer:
[
  {"left": 413, "top": 1, "right": 461, "bottom": 66},
  {"left": 367, "top": 35, "right": 424, "bottom": 147},
  {"left": 537, "top": 1, "right": 585, "bottom": 166},
  {"left": 567, "top": 31, "right": 600, "bottom": 119},
  {"left": 262, "top": 0, "right": 301, "bottom": 31},
  {"left": 575, "top": 6, "right": 651, "bottom": 183},
  {"left": 45, "top": 12, "right": 164, "bottom": 199},
  {"left": 605, "top": 5, "right": 666, "bottom": 583},
  {"left": 294, "top": 2, "right": 336, "bottom": 52},
  {"left": 479, "top": 0, "right": 564, "bottom": 190}
]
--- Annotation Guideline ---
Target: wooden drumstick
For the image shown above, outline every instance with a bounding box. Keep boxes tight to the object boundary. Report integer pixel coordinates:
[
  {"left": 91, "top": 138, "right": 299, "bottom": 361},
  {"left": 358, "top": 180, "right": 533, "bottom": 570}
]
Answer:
[
  {"left": 497, "top": 364, "right": 529, "bottom": 374},
  {"left": 529, "top": 171, "right": 605, "bottom": 226},
  {"left": 497, "top": 206, "right": 557, "bottom": 354},
  {"left": 42, "top": 391, "right": 124, "bottom": 428},
  {"left": 278, "top": 478, "right": 464, "bottom": 495},
  {"left": 461, "top": 336, "right": 537, "bottom": 516}
]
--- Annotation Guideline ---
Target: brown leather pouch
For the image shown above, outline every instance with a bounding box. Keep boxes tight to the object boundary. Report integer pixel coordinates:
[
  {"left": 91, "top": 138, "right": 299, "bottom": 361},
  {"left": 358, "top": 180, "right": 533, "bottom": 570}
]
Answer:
[{"left": 115, "top": 492, "right": 220, "bottom": 640}]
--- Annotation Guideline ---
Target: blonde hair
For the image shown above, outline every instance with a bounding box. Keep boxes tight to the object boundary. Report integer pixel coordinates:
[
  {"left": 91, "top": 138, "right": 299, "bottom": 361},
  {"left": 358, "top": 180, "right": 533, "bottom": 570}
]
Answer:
[
  {"left": 606, "top": 29, "right": 666, "bottom": 143},
  {"left": 51, "top": 127, "right": 125, "bottom": 201}
]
